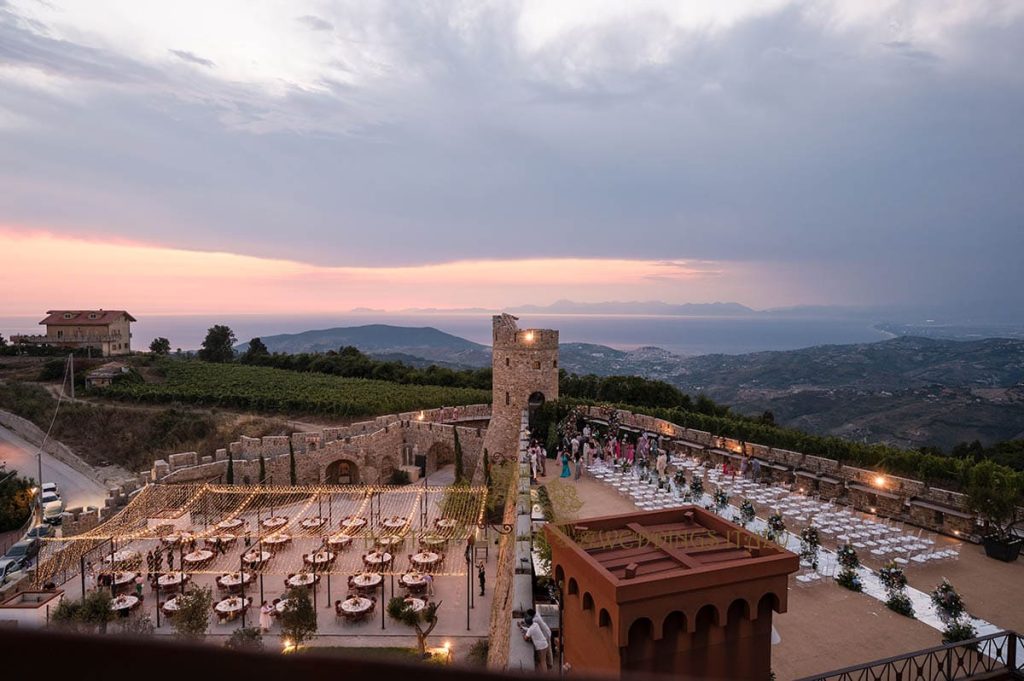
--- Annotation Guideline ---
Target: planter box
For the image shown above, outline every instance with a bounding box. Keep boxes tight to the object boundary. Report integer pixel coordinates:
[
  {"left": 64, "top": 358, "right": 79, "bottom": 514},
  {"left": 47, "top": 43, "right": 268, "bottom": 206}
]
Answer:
[{"left": 982, "top": 535, "right": 1022, "bottom": 562}]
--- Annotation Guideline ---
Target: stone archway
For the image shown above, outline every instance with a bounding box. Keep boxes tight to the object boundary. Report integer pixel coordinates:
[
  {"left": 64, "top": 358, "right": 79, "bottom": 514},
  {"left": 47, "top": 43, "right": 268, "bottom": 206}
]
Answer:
[
  {"left": 426, "top": 441, "right": 454, "bottom": 474},
  {"left": 324, "top": 459, "right": 359, "bottom": 485}
]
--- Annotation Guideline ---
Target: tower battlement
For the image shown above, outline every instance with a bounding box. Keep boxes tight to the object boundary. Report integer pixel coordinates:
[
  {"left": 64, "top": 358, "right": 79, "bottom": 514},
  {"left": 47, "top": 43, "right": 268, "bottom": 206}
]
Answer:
[{"left": 483, "top": 314, "right": 559, "bottom": 460}]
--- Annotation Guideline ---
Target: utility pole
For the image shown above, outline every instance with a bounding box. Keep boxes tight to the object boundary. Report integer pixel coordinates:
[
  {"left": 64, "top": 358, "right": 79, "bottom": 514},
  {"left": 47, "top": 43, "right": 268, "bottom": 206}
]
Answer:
[{"left": 68, "top": 353, "right": 75, "bottom": 400}]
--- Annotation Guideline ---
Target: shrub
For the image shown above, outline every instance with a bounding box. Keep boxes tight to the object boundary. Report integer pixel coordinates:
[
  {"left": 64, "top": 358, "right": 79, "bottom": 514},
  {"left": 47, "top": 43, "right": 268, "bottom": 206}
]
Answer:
[
  {"left": 226, "top": 626, "right": 264, "bottom": 651},
  {"left": 930, "top": 580, "right": 967, "bottom": 622},
  {"left": 942, "top": 620, "right": 978, "bottom": 644},
  {"left": 279, "top": 587, "right": 317, "bottom": 648},
  {"left": 466, "top": 639, "right": 489, "bottom": 667},
  {"left": 389, "top": 469, "right": 411, "bottom": 485},
  {"left": 172, "top": 586, "right": 214, "bottom": 641}
]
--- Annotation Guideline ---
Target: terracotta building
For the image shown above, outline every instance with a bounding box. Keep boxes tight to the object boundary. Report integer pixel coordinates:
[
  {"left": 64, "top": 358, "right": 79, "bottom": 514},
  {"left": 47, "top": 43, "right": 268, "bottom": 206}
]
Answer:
[
  {"left": 13, "top": 310, "right": 135, "bottom": 356},
  {"left": 545, "top": 506, "right": 798, "bottom": 680}
]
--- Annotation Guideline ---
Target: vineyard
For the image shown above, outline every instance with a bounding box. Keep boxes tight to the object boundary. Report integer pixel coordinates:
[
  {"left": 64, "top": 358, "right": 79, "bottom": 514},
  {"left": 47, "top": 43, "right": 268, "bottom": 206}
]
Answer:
[{"left": 103, "top": 361, "right": 491, "bottom": 416}]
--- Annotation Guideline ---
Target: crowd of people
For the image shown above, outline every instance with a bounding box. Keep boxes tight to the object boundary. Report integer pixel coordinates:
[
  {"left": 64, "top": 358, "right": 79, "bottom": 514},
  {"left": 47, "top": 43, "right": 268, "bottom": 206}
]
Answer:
[{"left": 526, "top": 423, "right": 669, "bottom": 484}]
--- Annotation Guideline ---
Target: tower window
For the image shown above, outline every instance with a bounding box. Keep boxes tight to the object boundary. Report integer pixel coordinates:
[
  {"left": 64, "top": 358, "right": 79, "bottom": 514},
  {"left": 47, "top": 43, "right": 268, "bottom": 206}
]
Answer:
[
  {"left": 553, "top": 360, "right": 558, "bottom": 368},
  {"left": 533, "top": 361, "right": 541, "bottom": 370},
  {"left": 505, "top": 357, "right": 510, "bottom": 367},
  {"left": 505, "top": 392, "right": 510, "bottom": 406}
]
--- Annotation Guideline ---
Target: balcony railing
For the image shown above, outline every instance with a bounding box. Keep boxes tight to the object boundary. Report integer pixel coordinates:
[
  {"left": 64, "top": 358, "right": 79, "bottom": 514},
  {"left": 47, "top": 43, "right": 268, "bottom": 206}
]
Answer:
[{"left": 798, "top": 631, "right": 1023, "bottom": 681}]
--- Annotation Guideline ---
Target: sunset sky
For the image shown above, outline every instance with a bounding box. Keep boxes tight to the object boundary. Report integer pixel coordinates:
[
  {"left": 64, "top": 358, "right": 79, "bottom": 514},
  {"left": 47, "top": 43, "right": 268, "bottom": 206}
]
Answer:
[{"left": 1, "top": 1, "right": 1022, "bottom": 315}]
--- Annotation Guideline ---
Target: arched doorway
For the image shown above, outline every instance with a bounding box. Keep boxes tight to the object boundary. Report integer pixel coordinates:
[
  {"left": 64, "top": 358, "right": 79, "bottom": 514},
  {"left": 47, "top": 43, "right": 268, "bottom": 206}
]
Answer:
[
  {"left": 527, "top": 391, "right": 546, "bottom": 432},
  {"left": 324, "top": 459, "right": 359, "bottom": 485}
]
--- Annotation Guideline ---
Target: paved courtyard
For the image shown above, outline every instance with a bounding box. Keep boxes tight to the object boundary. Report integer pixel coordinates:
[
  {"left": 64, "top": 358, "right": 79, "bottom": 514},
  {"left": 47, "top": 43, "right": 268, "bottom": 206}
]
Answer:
[{"left": 39, "top": 473, "right": 497, "bottom": 654}]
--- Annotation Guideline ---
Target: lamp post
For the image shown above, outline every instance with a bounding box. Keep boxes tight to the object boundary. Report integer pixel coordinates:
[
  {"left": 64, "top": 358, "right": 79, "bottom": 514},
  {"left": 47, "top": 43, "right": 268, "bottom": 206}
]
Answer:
[
  {"left": 464, "top": 538, "right": 472, "bottom": 631},
  {"left": 239, "top": 554, "right": 247, "bottom": 629}
]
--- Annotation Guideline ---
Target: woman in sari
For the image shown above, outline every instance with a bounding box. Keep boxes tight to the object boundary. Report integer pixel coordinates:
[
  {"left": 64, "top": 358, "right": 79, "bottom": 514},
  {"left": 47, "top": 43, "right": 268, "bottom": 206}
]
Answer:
[{"left": 560, "top": 450, "right": 572, "bottom": 478}]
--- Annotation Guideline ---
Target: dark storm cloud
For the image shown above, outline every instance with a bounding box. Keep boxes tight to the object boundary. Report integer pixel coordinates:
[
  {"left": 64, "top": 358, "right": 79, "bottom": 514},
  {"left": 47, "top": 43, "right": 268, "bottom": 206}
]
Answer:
[{"left": 0, "top": 2, "right": 1022, "bottom": 310}]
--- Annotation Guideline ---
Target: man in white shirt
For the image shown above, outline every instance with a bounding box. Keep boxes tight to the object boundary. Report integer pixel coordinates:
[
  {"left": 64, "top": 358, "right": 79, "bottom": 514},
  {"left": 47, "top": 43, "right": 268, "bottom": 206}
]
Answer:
[
  {"left": 525, "top": 608, "right": 554, "bottom": 670},
  {"left": 521, "top": 613, "right": 551, "bottom": 671}
]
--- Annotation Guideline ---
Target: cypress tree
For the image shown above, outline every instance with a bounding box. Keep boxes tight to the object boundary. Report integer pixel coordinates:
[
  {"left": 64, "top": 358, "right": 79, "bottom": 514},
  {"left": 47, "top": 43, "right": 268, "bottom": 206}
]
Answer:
[
  {"left": 258, "top": 453, "right": 266, "bottom": 483},
  {"left": 483, "top": 448, "right": 492, "bottom": 487},
  {"left": 453, "top": 428, "right": 465, "bottom": 484},
  {"left": 289, "top": 441, "right": 297, "bottom": 485},
  {"left": 226, "top": 450, "right": 234, "bottom": 485}
]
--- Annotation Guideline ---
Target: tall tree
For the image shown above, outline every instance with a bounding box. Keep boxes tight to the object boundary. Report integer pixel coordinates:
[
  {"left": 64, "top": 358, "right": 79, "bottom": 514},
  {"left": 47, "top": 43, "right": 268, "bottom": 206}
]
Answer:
[
  {"left": 0, "top": 333, "right": 8, "bottom": 348},
  {"left": 226, "top": 450, "right": 234, "bottom": 484},
  {"left": 453, "top": 428, "right": 465, "bottom": 484},
  {"left": 258, "top": 452, "right": 266, "bottom": 483},
  {"left": 241, "top": 337, "right": 269, "bottom": 364},
  {"left": 149, "top": 337, "right": 171, "bottom": 355},
  {"left": 197, "top": 325, "right": 237, "bottom": 363},
  {"left": 289, "top": 441, "right": 297, "bottom": 485},
  {"left": 387, "top": 597, "right": 441, "bottom": 658},
  {"left": 279, "top": 587, "right": 317, "bottom": 648},
  {"left": 483, "top": 448, "right": 492, "bottom": 487}
]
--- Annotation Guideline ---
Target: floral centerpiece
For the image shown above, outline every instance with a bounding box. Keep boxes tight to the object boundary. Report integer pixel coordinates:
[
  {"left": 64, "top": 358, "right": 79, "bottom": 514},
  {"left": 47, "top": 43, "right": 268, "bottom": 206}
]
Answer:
[
  {"left": 673, "top": 470, "right": 686, "bottom": 487},
  {"left": 737, "top": 500, "right": 756, "bottom": 527},
  {"left": 836, "top": 543, "right": 862, "bottom": 592},
  {"left": 879, "top": 563, "right": 914, "bottom": 617},
  {"left": 930, "top": 580, "right": 966, "bottom": 622},
  {"left": 765, "top": 512, "right": 786, "bottom": 543},
  {"left": 798, "top": 526, "right": 820, "bottom": 570},
  {"left": 689, "top": 477, "right": 704, "bottom": 499}
]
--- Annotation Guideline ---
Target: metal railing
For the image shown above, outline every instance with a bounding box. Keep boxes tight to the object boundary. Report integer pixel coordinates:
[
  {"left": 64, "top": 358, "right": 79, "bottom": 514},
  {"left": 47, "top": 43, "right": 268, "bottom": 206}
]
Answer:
[{"left": 798, "top": 631, "right": 1023, "bottom": 681}]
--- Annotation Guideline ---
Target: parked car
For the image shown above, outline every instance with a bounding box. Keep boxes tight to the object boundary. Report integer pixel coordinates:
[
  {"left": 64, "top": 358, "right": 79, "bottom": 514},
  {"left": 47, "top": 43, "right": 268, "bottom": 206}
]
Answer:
[
  {"left": 26, "top": 524, "right": 54, "bottom": 540},
  {"left": 0, "top": 557, "right": 23, "bottom": 584},
  {"left": 41, "top": 492, "right": 64, "bottom": 525},
  {"left": 4, "top": 538, "right": 40, "bottom": 565},
  {"left": 41, "top": 482, "right": 60, "bottom": 498}
]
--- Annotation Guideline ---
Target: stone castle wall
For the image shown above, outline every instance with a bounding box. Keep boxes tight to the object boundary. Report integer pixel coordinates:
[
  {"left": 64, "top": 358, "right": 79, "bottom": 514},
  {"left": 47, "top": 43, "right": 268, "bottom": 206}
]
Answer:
[{"left": 151, "top": 404, "right": 490, "bottom": 487}]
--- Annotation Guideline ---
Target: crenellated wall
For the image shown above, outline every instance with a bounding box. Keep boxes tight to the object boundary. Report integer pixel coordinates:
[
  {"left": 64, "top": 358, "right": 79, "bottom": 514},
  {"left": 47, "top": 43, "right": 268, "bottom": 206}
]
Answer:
[{"left": 151, "top": 405, "right": 490, "bottom": 488}]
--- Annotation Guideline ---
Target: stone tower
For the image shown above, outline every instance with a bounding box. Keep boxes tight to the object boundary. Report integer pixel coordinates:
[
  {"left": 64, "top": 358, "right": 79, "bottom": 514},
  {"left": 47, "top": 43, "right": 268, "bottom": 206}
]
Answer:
[{"left": 482, "top": 313, "right": 559, "bottom": 462}]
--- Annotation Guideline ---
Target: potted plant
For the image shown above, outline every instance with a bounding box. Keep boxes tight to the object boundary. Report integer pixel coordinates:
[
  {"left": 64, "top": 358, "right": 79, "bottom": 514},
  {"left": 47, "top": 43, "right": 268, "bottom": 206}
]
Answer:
[{"left": 966, "top": 461, "right": 1023, "bottom": 562}]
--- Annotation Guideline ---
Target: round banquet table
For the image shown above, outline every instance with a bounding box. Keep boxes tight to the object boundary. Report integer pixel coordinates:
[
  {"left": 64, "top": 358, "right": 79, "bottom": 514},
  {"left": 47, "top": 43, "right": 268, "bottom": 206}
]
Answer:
[
  {"left": 351, "top": 572, "right": 382, "bottom": 589},
  {"left": 219, "top": 571, "right": 252, "bottom": 588},
  {"left": 435, "top": 518, "right": 458, "bottom": 532},
  {"left": 183, "top": 549, "right": 214, "bottom": 565},
  {"left": 340, "top": 517, "right": 367, "bottom": 531},
  {"left": 286, "top": 573, "right": 319, "bottom": 589},
  {"left": 327, "top": 534, "right": 352, "bottom": 549},
  {"left": 157, "top": 572, "right": 187, "bottom": 589},
  {"left": 161, "top": 531, "right": 195, "bottom": 546},
  {"left": 261, "top": 533, "right": 291, "bottom": 550},
  {"left": 261, "top": 516, "right": 289, "bottom": 530},
  {"left": 303, "top": 551, "right": 335, "bottom": 567},
  {"left": 403, "top": 597, "right": 426, "bottom": 613},
  {"left": 381, "top": 517, "right": 407, "bottom": 531},
  {"left": 110, "top": 571, "right": 138, "bottom": 587},
  {"left": 206, "top": 533, "right": 236, "bottom": 547},
  {"left": 216, "top": 518, "right": 245, "bottom": 531},
  {"left": 375, "top": 536, "right": 403, "bottom": 549},
  {"left": 411, "top": 552, "right": 440, "bottom": 569},
  {"left": 242, "top": 550, "right": 271, "bottom": 567},
  {"left": 419, "top": 534, "right": 447, "bottom": 549},
  {"left": 103, "top": 550, "right": 139, "bottom": 565},
  {"left": 362, "top": 551, "right": 392, "bottom": 569},
  {"left": 339, "top": 597, "right": 373, "bottom": 615},
  {"left": 110, "top": 595, "right": 139, "bottom": 612},
  {"left": 400, "top": 572, "right": 426, "bottom": 589},
  {"left": 215, "top": 596, "right": 251, "bottom": 614},
  {"left": 300, "top": 517, "right": 328, "bottom": 530},
  {"left": 162, "top": 596, "right": 180, "bottom": 614},
  {"left": 274, "top": 598, "right": 290, "bottom": 614}
]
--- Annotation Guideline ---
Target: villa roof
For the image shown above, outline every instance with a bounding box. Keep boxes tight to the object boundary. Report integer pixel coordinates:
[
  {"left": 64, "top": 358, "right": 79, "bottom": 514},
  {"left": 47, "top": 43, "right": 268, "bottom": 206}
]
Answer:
[
  {"left": 546, "top": 507, "right": 797, "bottom": 602},
  {"left": 40, "top": 310, "right": 136, "bottom": 326}
]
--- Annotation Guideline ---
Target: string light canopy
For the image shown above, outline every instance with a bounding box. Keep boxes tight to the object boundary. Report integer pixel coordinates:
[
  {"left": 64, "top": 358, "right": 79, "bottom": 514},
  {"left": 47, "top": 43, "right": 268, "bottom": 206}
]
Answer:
[{"left": 34, "top": 482, "right": 488, "bottom": 586}]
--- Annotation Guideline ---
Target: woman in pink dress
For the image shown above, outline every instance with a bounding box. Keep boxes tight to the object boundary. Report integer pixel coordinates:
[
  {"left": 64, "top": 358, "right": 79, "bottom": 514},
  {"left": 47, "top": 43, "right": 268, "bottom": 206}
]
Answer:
[
  {"left": 612, "top": 437, "right": 621, "bottom": 460},
  {"left": 626, "top": 441, "right": 635, "bottom": 463}
]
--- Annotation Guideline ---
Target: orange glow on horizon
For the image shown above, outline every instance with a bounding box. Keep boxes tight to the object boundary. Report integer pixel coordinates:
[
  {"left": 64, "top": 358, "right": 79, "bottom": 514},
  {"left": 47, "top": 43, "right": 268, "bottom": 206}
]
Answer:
[{"left": 0, "top": 227, "right": 740, "bottom": 315}]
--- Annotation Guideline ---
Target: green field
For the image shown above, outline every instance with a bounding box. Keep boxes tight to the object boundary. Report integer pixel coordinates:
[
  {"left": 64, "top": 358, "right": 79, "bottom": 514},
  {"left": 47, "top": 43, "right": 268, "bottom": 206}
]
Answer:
[{"left": 104, "top": 361, "right": 491, "bottom": 416}]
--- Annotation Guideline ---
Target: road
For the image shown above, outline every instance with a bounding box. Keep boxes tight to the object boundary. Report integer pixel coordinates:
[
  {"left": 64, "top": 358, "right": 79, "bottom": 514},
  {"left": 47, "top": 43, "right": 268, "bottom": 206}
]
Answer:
[{"left": 0, "top": 425, "right": 107, "bottom": 510}]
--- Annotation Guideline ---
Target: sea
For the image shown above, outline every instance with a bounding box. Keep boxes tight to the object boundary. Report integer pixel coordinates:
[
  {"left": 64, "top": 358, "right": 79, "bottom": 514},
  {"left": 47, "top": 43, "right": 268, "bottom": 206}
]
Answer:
[{"left": 0, "top": 313, "right": 892, "bottom": 357}]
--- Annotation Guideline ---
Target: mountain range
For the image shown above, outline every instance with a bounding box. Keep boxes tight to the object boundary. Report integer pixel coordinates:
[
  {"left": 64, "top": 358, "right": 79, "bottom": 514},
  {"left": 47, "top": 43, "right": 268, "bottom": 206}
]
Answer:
[{"left": 238, "top": 324, "right": 1024, "bottom": 450}]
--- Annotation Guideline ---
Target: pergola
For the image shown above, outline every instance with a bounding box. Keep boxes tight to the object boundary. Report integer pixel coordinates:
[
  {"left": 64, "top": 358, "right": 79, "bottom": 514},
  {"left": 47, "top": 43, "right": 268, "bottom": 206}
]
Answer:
[{"left": 35, "top": 482, "right": 489, "bottom": 587}]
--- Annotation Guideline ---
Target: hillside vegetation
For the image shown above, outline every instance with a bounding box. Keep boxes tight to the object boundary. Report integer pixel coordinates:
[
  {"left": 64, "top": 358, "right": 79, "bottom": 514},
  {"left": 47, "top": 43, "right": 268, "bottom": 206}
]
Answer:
[
  {"left": 103, "top": 360, "right": 491, "bottom": 416},
  {"left": 0, "top": 381, "right": 291, "bottom": 472}
]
